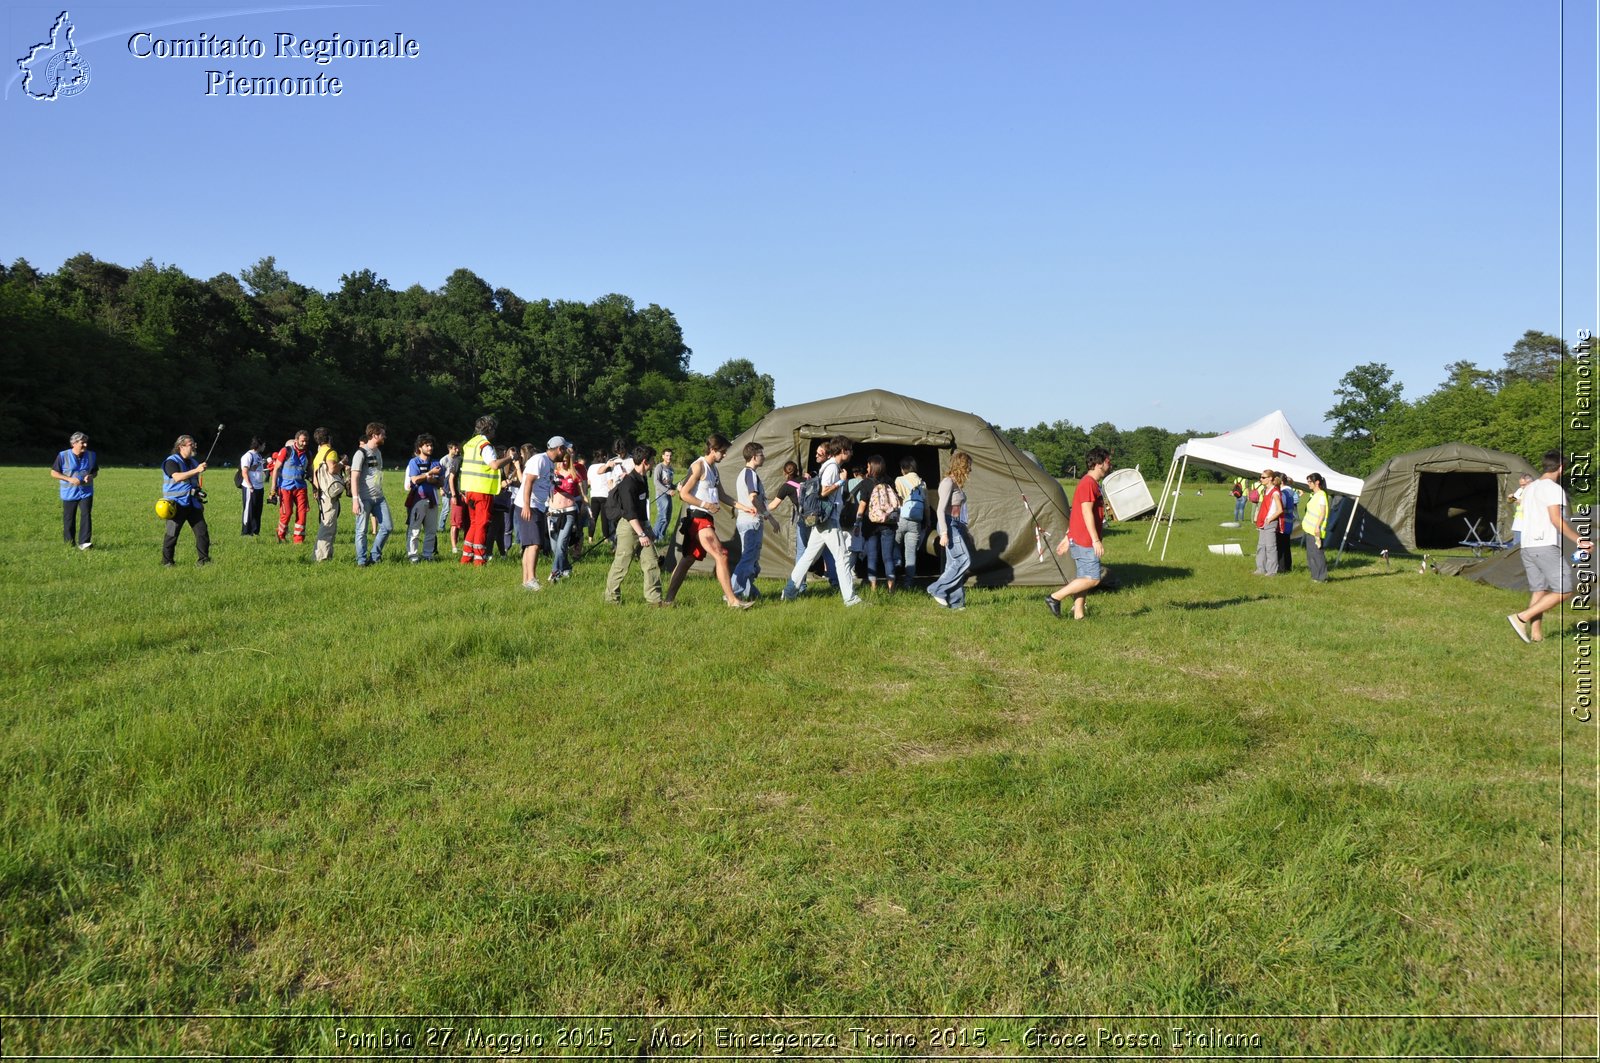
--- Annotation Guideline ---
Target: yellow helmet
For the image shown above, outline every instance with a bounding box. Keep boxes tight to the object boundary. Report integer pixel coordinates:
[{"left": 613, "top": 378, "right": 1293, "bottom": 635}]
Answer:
[{"left": 155, "top": 498, "right": 177, "bottom": 520}]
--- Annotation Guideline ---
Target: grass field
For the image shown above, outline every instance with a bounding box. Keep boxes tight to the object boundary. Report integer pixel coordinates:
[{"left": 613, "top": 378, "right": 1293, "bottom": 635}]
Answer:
[{"left": 1, "top": 467, "right": 1594, "bottom": 1058}]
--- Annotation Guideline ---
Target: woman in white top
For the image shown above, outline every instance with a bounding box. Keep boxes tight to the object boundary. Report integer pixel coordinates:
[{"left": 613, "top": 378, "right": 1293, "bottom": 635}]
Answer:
[
  {"left": 664, "top": 433, "right": 751, "bottom": 609},
  {"left": 239, "top": 437, "right": 267, "bottom": 536}
]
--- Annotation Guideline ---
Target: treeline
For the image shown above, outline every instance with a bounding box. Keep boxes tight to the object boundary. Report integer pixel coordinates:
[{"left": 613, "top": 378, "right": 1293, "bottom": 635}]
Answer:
[
  {"left": 0, "top": 254, "right": 775, "bottom": 463},
  {"left": 1000, "top": 421, "right": 1219, "bottom": 482},
  {"left": 1006, "top": 329, "right": 1572, "bottom": 488},
  {"left": 1313, "top": 330, "right": 1571, "bottom": 475}
]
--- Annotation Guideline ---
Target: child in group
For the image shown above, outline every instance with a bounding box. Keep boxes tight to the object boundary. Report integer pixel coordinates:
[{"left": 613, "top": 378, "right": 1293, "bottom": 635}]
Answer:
[
  {"left": 405, "top": 434, "right": 443, "bottom": 563},
  {"left": 730, "top": 442, "right": 779, "bottom": 600},
  {"left": 350, "top": 422, "right": 392, "bottom": 567},
  {"left": 779, "top": 436, "right": 862, "bottom": 607},
  {"left": 664, "top": 433, "right": 752, "bottom": 609},
  {"left": 893, "top": 455, "right": 926, "bottom": 585},
  {"left": 548, "top": 445, "right": 583, "bottom": 581},
  {"left": 604, "top": 445, "right": 665, "bottom": 606},
  {"left": 437, "top": 441, "right": 461, "bottom": 553},
  {"left": 928, "top": 450, "right": 976, "bottom": 611},
  {"left": 855, "top": 454, "right": 900, "bottom": 592},
  {"left": 313, "top": 447, "right": 345, "bottom": 562}
]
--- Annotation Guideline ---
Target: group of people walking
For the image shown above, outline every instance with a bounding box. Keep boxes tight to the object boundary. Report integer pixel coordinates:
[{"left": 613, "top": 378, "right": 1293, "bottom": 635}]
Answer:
[
  {"left": 55, "top": 426, "right": 1587, "bottom": 636},
  {"left": 60, "top": 420, "right": 983, "bottom": 612}
]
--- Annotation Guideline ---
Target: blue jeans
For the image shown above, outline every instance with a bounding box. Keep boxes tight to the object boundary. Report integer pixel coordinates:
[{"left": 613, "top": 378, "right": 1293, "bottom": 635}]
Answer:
[
  {"left": 550, "top": 509, "right": 577, "bottom": 576},
  {"left": 732, "top": 520, "right": 764, "bottom": 599},
  {"left": 653, "top": 494, "right": 672, "bottom": 541},
  {"left": 895, "top": 519, "right": 922, "bottom": 581},
  {"left": 1233, "top": 495, "right": 1246, "bottom": 521},
  {"left": 928, "top": 519, "right": 972, "bottom": 608},
  {"left": 355, "top": 497, "right": 393, "bottom": 563},
  {"left": 864, "top": 523, "right": 896, "bottom": 582}
]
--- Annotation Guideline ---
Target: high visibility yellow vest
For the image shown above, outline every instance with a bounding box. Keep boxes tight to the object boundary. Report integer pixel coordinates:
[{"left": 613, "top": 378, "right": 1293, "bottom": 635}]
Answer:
[
  {"left": 1303, "top": 488, "right": 1330, "bottom": 539},
  {"left": 458, "top": 434, "right": 501, "bottom": 495}
]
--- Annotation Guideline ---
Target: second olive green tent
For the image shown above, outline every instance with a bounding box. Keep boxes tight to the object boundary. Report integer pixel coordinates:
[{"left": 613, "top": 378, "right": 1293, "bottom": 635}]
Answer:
[
  {"left": 686, "top": 389, "right": 1075, "bottom": 588},
  {"left": 1347, "top": 443, "right": 1535, "bottom": 553}
]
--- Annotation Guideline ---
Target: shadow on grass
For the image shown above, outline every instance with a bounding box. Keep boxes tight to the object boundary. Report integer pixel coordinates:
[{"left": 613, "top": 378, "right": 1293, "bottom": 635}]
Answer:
[
  {"left": 1170, "top": 595, "right": 1273, "bottom": 611},
  {"left": 1102, "top": 563, "right": 1193, "bottom": 590}
]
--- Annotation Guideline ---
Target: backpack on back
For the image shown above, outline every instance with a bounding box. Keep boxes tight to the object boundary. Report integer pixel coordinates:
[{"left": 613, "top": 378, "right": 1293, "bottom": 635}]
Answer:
[
  {"left": 867, "top": 482, "right": 899, "bottom": 524},
  {"left": 903, "top": 483, "right": 927, "bottom": 523},
  {"left": 798, "top": 475, "right": 829, "bottom": 527}
]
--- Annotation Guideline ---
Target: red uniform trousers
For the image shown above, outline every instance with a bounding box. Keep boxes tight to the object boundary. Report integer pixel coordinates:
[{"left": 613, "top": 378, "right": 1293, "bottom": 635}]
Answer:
[
  {"left": 276, "top": 486, "right": 309, "bottom": 542},
  {"left": 461, "top": 491, "right": 495, "bottom": 565}
]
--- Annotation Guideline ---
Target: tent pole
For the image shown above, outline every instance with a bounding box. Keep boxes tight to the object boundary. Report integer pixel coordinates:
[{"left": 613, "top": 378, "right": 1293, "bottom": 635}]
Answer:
[
  {"left": 1334, "top": 489, "right": 1361, "bottom": 566},
  {"left": 1148, "top": 454, "right": 1179, "bottom": 550},
  {"left": 1160, "top": 454, "right": 1188, "bottom": 561}
]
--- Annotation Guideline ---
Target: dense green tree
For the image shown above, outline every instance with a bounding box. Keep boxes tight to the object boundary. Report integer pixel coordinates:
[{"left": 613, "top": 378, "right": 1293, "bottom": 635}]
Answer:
[{"left": 1501, "top": 329, "right": 1567, "bottom": 385}]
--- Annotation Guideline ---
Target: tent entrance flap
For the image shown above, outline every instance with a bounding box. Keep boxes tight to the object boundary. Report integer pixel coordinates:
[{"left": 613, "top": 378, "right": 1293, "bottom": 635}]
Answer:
[{"left": 1415, "top": 471, "right": 1499, "bottom": 548}]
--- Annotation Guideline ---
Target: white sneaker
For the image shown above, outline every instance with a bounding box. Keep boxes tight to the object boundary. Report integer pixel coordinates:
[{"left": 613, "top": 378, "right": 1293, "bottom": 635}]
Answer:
[
  {"left": 78, "top": 542, "right": 92, "bottom": 550},
  {"left": 523, "top": 579, "right": 543, "bottom": 591}
]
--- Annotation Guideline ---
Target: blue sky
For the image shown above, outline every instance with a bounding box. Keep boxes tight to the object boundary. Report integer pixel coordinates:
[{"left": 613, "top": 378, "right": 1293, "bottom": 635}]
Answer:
[{"left": 4, "top": 1, "right": 1595, "bottom": 439}]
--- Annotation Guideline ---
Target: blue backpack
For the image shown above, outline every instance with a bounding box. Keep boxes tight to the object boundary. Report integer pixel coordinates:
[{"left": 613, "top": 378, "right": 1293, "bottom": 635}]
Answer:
[{"left": 903, "top": 482, "right": 927, "bottom": 523}]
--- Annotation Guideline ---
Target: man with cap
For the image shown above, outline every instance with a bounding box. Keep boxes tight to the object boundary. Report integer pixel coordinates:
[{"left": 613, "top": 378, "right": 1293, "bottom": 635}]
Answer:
[{"left": 517, "top": 435, "right": 567, "bottom": 590}]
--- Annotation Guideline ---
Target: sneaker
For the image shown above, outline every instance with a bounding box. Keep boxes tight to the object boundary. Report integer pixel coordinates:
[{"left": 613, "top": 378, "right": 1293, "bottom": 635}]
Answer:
[
  {"left": 949, "top": 605, "right": 966, "bottom": 612},
  {"left": 930, "top": 593, "right": 949, "bottom": 608},
  {"left": 844, "top": 596, "right": 867, "bottom": 608},
  {"left": 727, "top": 599, "right": 754, "bottom": 610},
  {"left": 78, "top": 542, "right": 92, "bottom": 551},
  {"left": 1507, "top": 613, "right": 1531, "bottom": 644},
  {"left": 161, "top": 561, "right": 175, "bottom": 568},
  {"left": 356, "top": 558, "right": 370, "bottom": 568},
  {"left": 523, "top": 579, "right": 543, "bottom": 591},
  {"left": 1044, "top": 594, "right": 1062, "bottom": 619},
  {"left": 196, "top": 559, "right": 211, "bottom": 567}
]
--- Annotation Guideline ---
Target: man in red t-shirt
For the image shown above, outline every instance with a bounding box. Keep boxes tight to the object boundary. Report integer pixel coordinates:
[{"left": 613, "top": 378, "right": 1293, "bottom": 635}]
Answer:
[{"left": 1046, "top": 446, "right": 1113, "bottom": 620}]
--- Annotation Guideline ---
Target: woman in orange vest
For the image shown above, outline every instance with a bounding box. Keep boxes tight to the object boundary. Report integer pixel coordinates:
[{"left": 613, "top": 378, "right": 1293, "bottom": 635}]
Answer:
[{"left": 1254, "top": 469, "right": 1283, "bottom": 577}]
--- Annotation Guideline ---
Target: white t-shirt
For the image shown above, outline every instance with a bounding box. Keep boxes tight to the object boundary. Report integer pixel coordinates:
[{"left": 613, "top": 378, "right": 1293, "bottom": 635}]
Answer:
[
  {"left": 1519, "top": 477, "right": 1567, "bottom": 549},
  {"left": 588, "top": 462, "right": 612, "bottom": 499},
  {"left": 526, "top": 453, "right": 555, "bottom": 510},
  {"left": 240, "top": 449, "right": 265, "bottom": 490}
]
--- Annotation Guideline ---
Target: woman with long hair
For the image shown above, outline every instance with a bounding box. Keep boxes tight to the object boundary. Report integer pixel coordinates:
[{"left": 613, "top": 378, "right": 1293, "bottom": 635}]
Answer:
[
  {"left": 855, "top": 453, "right": 899, "bottom": 591},
  {"left": 548, "top": 445, "right": 582, "bottom": 581},
  {"left": 926, "top": 450, "right": 974, "bottom": 611},
  {"left": 664, "top": 433, "right": 751, "bottom": 609}
]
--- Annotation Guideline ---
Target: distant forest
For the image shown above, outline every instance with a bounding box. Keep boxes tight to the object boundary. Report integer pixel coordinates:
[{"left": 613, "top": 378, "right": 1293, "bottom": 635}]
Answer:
[
  {"left": 0, "top": 254, "right": 775, "bottom": 464},
  {"left": 0, "top": 254, "right": 1577, "bottom": 483}
]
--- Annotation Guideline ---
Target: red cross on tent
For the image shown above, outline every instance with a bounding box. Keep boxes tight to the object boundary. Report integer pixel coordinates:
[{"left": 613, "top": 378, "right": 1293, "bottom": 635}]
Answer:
[{"left": 1250, "top": 437, "right": 1297, "bottom": 459}]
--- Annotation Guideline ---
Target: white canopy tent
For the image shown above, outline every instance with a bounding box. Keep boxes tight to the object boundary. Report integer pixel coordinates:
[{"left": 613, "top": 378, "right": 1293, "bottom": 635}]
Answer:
[{"left": 1146, "top": 410, "right": 1365, "bottom": 561}]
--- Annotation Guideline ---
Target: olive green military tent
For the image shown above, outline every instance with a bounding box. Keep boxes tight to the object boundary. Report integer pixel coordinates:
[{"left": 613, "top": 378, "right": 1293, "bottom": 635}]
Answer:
[
  {"left": 688, "top": 389, "right": 1074, "bottom": 588},
  {"left": 1348, "top": 444, "right": 1535, "bottom": 553}
]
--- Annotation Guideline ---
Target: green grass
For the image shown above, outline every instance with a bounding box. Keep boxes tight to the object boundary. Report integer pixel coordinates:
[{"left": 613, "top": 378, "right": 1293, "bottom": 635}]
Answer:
[{"left": 1, "top": 468, "right": 1594, "bottom": 1057}]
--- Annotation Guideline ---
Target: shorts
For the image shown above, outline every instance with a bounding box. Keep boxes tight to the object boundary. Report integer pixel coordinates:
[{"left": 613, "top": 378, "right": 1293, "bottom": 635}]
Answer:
[
  {"left": 682, "top": 513, "right": 716, "bottom": 562},
  {"left": 1521, "top": 546, "right": 1574, "bottom": 594},
  {"left": 517, "top": 510, "right": 550, "bottom": 549},
  {"left": 1068, "top": 541, "right": 1102, "bottom": 581}
]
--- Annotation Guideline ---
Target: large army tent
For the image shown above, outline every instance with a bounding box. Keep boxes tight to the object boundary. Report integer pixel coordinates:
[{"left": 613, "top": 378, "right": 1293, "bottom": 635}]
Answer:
[
  {"left": 1146, "top": 410, "right": 1364, "bottom": 560},
  {"left": 1346, "top": 444, "right": 1535, "bottom": 553},
  {"left": 691, "top": 389, "right": 1075, "bottom": 588}
]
